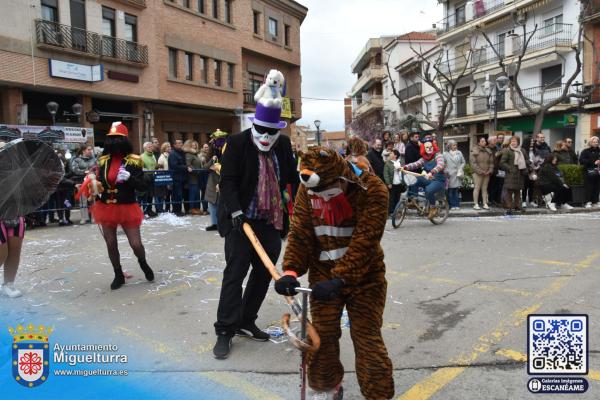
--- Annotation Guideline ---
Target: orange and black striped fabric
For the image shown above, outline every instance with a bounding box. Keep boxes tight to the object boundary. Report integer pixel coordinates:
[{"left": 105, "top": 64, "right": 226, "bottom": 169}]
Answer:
[{"left": 282, "top": 147, "right": 394, "bottom": 399}]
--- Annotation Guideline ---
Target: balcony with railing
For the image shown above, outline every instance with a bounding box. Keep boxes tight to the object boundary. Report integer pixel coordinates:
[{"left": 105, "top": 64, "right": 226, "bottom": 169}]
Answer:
[
  {"left": 583, "top": 0, "right": 600, "bottom": 22},
  {"left": 243, "top": 90, "right": 297, "bottom": 114},
  {"left": 398, "top": 82, "right": 422, "bottom": 102},
  {"left": 446, "top": 24, "right": 573, "bottom": 75},
  {"left": 473, "top": 97, "right": 490, "bottom": 115},
  {"left": 588, "top": 87, "right": 600, "bottom": 104},
  {"left": 350, "top": 65, "right": 385, "bottom": 96},
  {"left": 436, "top": 0, "right": 505, "bottom": 34},
  {"left": 35, "top": 19, "right": 148, "bottom": 65},
  {"left": 355, "top": 95, "right": 383, "bottom": 116},
  {"left": 512, "top": 85, "right": 571, "bottom": 109}
]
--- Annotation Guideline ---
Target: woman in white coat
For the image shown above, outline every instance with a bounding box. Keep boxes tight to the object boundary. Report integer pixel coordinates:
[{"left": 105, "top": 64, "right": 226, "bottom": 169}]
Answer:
[{"left": 444, "top": 140, "right": 466, "bottom": 210}]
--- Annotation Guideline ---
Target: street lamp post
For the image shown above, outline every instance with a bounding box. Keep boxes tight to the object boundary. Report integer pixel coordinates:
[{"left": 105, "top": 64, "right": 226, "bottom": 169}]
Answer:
[
  {"left": 314, "top": 119, "right": 321, "bottom": 146},
  {"left": 493, "top": 75, "right": 510, "bottom": 133},
  {"left": 46, "top": 101, "right": 59, "bottom": 126}
]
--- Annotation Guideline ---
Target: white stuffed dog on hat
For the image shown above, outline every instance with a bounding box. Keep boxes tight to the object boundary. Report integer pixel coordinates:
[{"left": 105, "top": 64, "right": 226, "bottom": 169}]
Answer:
[{"left": 254, "top": 69, "right": 284, "bottom": 108}]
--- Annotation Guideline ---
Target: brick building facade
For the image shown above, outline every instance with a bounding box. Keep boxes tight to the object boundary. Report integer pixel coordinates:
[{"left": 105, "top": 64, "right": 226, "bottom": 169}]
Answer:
[{"left": 0, "top": 0, "right": 307, "bottom": 151}]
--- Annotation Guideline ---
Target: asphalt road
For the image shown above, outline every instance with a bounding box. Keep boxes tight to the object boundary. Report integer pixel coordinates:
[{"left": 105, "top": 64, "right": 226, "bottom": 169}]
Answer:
[{"left": 1, "top": 211, "right": 600, "bottom": 399}]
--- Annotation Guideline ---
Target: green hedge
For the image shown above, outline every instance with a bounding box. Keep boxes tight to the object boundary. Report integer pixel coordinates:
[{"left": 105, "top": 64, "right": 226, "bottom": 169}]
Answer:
[
  {"left": 461, "top": 164, "right": 474, "bottom": 189},
  {"left": 558, "top": 164, "right": 584, "bottom": 186}
]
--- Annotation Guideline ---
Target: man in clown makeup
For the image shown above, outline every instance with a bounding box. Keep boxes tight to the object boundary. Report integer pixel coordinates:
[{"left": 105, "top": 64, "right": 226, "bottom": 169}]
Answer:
[
  {"left": 213, "top": 73, "right": 298, "bottom": 360},
  {"left": 401, "top": 139, "right": 446, "bottom": 220}
]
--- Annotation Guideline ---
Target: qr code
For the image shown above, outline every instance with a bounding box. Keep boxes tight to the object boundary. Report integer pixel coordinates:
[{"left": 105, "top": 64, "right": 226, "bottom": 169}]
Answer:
[{"left": 528, "top": 314, "right": 588, "bottom": 375}]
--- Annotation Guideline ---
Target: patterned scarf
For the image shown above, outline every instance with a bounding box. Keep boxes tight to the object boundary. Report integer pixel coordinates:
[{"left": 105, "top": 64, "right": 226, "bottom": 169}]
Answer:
[{"left": 247, "top": 152, "right": 283, "bottom": 230}]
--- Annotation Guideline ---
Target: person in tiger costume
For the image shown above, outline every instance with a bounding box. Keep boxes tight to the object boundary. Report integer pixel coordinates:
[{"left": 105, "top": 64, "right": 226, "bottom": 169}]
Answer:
[{"left": 275, "top": 147, "right": 394, "bottom": 400}]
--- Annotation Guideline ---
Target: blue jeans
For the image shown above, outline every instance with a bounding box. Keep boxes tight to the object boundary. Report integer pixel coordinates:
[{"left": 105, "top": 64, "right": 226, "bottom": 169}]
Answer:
[
  {"left": 208, "top": 201, "right": 218, "bottom": 226},
  {"left": 188, "top": 184, "right": 200, "bottom": 209},
  {"left": 447, "top": 188, "right": 460, "bottom": 208},
  {"left": 154, "top": 196, "right": 164, "bottom": 213},
  {"left": 408, "top": 176, "right": 445, "bottom": 204}
]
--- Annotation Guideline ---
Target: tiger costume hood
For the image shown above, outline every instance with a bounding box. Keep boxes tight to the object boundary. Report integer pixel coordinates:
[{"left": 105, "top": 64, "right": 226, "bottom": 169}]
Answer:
[{"left": 298, "top": 147, "right": 366, "bottom": 193}]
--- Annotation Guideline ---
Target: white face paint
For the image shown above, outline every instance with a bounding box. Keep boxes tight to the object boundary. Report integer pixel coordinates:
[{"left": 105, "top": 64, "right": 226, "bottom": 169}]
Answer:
[{"left": 251, "top": 126, "right": 280, "bottom": 152}]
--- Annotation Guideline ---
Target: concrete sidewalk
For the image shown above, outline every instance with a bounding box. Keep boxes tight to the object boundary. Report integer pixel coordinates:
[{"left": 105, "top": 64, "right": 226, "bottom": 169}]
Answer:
[{"left": 444, "top": 203, "right": 600, "bottom": 218}]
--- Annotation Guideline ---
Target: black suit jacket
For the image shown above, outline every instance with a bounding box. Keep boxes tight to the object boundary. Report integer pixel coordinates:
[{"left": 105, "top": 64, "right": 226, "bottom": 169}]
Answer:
[{"left": 217, "top": 129, "right": 298, "bottom": 237}]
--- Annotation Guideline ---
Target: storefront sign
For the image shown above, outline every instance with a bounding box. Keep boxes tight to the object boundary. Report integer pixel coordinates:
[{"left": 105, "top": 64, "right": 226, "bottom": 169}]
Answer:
[
  {"left": 281, "top": 97, "right": 292, "bottom": 119},
  {"left": 49, "top": 59, "right": 103, "bottom": 82},
  {"left": 563, "top": 114, "right": 577, "bottom": 127},
  {"left": 497, "top": 113, "right": 577, "bottom": 132},
  {"left": 0, "top": 125, "right": 94, "bottom": 143}
]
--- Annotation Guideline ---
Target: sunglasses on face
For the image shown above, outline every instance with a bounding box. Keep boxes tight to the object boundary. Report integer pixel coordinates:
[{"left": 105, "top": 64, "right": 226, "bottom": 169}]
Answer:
[{"left": 254, "top": 125, "right": 280, "bottom": 136}]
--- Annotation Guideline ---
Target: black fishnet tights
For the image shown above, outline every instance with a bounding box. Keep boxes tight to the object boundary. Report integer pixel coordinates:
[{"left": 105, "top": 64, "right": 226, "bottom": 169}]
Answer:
[{"left": 100, "top": 225, "right": 146, "bottom": 271}]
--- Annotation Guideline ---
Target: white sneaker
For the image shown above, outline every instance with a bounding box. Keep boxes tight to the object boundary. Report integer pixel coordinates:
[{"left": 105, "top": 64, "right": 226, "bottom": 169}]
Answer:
[
  {"left": 561, "top": 204, "right": 574, "bottom": 210},
  {"left": 548, "top": 203, "right": 557, "bottom": 211},
  {"left": 530, "top": 201, "right": 538, "bottom": 208},
  {"left": 543, "top": 193, "right": 553, "bottom": 205},
  {"left": 473, "top": 204, "right": 481, "bottom": 210},
  {"left": 482, "top": 204, "right": 490, "bottom": 210},
  {"left": 1, "top": 283, "right": 22, "bottom": 298},
  {"left": 585, "top": 202, "right": 593, "bottom": 209},
  {"left": 522, "top": 202, "right": 528, "bottom": 208}
]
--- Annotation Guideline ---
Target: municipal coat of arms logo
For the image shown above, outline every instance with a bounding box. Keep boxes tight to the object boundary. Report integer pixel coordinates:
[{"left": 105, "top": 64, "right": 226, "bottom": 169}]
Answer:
[{"left": 9, "top": 324, "right": 52, "bottom": 388}]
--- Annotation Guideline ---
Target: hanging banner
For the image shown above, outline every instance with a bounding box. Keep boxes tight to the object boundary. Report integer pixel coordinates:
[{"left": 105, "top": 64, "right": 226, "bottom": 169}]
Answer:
[{"left": 0, "top": 125, "right": 94, "bottom": 143}]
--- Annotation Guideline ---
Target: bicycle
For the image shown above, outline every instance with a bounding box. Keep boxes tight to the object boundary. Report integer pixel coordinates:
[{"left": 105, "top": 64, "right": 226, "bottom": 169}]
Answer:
[{"left": 391, "top": 170, "right": 449, "bottom": 228}]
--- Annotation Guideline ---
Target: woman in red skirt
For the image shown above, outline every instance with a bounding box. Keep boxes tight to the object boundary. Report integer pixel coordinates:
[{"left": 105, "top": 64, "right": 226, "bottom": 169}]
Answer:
[{"left": 88, "top": 122, "right": 154, "bottom": 290}]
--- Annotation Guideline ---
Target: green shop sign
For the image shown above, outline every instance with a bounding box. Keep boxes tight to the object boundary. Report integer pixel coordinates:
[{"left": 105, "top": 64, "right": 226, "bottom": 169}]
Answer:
[{"left": 497, "top": 113, "right": 578, "bottom": 132}]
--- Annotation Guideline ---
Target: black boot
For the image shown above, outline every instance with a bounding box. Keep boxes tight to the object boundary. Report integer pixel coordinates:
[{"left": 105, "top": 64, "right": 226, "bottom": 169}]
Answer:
[
  {"left": 111, "top": 266, "right": 125, "bottom": 290},
  {"left": 139, "top": 259, "right": 155, "bottom": 282}
]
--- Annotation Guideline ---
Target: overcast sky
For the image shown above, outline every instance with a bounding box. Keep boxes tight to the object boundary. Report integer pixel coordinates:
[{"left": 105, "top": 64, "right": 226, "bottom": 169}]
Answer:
[{"left": 295, "top": 0, "right": 442, "bottom": 131}]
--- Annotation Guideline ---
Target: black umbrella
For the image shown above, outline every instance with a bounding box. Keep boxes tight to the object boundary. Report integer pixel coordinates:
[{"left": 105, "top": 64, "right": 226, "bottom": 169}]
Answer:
[{"left": 0, "top": 139, "right": 64, "bottom": 219}]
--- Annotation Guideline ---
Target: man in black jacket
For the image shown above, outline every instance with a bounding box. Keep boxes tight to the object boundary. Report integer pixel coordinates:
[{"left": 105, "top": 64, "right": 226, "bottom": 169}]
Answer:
[
  {"left": 213, "top": 81, "right": 298, "bottom": 359},
  {"left": 404, "top": 132, "right": 421, "bottom": 164},
  {"left": 366, "top": 138, "right": 384, "bottom": 180},
  {"left": 168, "top": 139, "right": 186, "bottom": 216}
]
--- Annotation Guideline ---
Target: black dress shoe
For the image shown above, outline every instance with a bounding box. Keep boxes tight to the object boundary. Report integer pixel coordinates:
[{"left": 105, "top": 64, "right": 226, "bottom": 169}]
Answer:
[
  {"left": 205, "top": 224, "right": 218, "bottom": 231},
  {"left": 111, "top": 273, "right": 125, "bottom": 290},
  {"left": 213, "top": 334, "right": 233, "bottom": 359},
  {"left": 139, "top": 260, "right": 155, "bottom": 282},
  {"left": 235, "top": 323, "right": 269, "bottom": 341}
]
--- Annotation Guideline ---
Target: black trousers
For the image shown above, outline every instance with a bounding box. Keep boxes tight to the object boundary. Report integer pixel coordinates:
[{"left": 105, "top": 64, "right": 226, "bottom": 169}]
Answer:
[
  {"left": 214, "top": 219, "right": 282, "bottom": 336},
  {"left": 388, "top": 184, "right": 403, "bottom": 214},
  {"left": 539, "top": 184, "right": 572, "bottom": 206},
  {"left": 585, "top": 176, "right": 600, "bottom": 204}
]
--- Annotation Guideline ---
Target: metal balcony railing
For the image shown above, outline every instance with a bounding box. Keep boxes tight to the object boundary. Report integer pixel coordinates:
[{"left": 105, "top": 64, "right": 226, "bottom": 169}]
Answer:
[
  {"left": 448, "top": 24, "right": 572, "bottom": 73},
  {"left": 243, "top": 90, "right": 297, "bottom": 113},
  {"left": 473, "top": 97, "right": 490, "bottom": 114},
  {"left": 398, "top": 82, "right": 422, "bottom": 101},
  {"left": 35, "top": 19, "right": 148, "bottom": 65},
  {"left": 513, "top": 85, "right": 571, "bottom": 108},
  {"left": 435, "top": 0, "right": 505, "bottom": 34},
  {"left": 243, "top": 90, "right": 257, "bottom": 106},
  {"left": 583, "top": 0, "right": 600, "bottom": 21}
]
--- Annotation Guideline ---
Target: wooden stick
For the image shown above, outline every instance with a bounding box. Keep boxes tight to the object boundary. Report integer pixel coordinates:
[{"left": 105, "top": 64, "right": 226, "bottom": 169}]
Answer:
[
  {"left": 398, "top": 168, "right": 428, "bottom": 178},
  {"left": 242, "top": 222, "right": 321, "bottom": 352}
]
